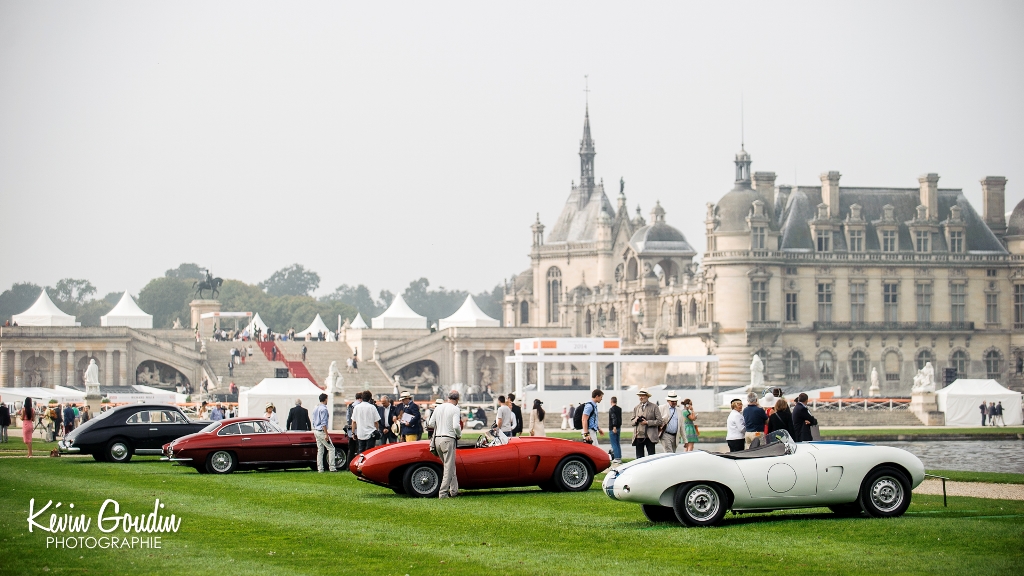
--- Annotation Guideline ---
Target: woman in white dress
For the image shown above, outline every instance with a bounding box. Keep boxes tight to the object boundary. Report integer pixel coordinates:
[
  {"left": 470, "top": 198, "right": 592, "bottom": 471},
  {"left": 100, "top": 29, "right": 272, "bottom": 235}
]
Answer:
[
  {"left": 264, "top": 403, "right": 279, "bottom": 426},
  {"left": 528, "top": 399, "right": 546, "bottom": 437}
]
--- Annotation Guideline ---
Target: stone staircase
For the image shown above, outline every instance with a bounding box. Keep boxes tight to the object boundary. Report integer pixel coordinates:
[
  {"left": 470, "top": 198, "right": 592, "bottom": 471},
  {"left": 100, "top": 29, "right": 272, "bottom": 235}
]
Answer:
[
  {"left": 204, "top": 341, "right": 287, "bottom": 390},
  {"left": 274, "top": 341, "right": 395, "bottom": 398}
]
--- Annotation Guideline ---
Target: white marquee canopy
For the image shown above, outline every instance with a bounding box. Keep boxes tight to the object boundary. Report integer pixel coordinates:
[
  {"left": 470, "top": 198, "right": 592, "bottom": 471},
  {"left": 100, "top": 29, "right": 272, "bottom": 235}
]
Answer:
[
  {"left": 439, "top": 296, "right": 500, "bottom": 329},
  {"left": 244, "top": 312, "right": 269, "bottom": 335},
  {"left": 350, "top": 313, "right": 368, "bottom": 329},
  {"left": 296, "top": 313, "right": 331, "bottom": 338},
  {"left": 12, "top": 291, "right": 77, "bottom": 326},
  {"left": 238, "top": 378, "right": 323, "bottom": 419},
  {"left": 936, "top": 379, "right": 1022, "bottom": 426},
  {"left": 371, "top": 295, "right": 427, "bottom": 329},
  {"left": 101, "top": 292, "right": 153, "bottom": 328}
]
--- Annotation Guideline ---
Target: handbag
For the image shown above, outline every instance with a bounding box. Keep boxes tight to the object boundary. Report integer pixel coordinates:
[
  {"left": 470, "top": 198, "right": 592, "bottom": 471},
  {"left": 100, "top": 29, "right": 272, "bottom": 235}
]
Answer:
[
  {"left": 428, "top": 434, "right": 440, "bottom": 457},
  {"left": 370, "top": 429, "right": 382, "bottom": 441},
  {"left": 631, "top": 428, "right": 647, "bottom": 446}
]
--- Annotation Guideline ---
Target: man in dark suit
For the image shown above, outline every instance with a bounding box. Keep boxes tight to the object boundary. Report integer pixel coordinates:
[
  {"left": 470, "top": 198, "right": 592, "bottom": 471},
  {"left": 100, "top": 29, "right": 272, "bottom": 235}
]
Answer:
[
  {"left": 508, "top": 393, "right": 524, "bottom": 438},
  {"left": 791, "top": 393, "right": 818, "bottom": 442},
  {"left": 399, "top": 391, "right": 422, "bottom": 441},
  {"left": 378, "top": 396, "right": 398, "bottom": 444},
  {"left": 607, "top": 396, "right": 622, "bottom": 463},
  {"left": 62, "top": 404, "right": 76, "bottom": 436},
  {"left": 286, "top": 398, "right": 311, "bottom": 431}
]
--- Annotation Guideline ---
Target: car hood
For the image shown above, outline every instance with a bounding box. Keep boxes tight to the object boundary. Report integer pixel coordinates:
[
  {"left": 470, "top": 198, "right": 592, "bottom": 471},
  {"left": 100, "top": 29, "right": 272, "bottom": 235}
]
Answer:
[{"left": 612, "top": 452, "right": 685, "bottom": 472}]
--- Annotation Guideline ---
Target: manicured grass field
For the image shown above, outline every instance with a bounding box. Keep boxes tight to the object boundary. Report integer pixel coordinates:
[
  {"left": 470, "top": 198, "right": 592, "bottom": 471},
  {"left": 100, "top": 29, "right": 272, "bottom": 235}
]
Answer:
[
  {"left": 1, "top": 453, "right": 1022, "bottom": 576},
  {"left": 928, "top": 470, "right": 1024, "bottom": 485}
]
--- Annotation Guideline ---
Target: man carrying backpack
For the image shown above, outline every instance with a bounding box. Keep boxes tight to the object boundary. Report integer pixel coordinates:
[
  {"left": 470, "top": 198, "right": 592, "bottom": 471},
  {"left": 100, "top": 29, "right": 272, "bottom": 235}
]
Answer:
[{"left": 578, "top": 390, "right": 604, "bottom": 446}]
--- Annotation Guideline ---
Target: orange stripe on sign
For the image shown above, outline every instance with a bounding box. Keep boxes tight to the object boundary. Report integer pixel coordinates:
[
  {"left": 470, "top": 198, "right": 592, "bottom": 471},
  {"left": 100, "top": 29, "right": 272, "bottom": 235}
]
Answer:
[
  {"left": 603, "top": 341, "right": 619, "bottom": 349},
  {"left": 540, "top": 340, "right": 557, "bottom": 349},
  {"left": 514, "top": 342, "right": 520, "bottom": 350}
]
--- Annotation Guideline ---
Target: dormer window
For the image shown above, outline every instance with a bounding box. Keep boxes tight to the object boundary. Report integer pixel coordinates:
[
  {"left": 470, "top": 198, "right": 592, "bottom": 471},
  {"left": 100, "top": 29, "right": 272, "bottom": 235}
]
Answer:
[
  {"left": 915, "top": 230, "right": 930, "bottom": 253},
  {"left": 848, "top": 229, "right": 864, "bottom": 252},
  {"left": 752, "top": 226, "right": 766, "bottom": 250},
  {"left": 816, "top": 230, "right": 831, "bottom": 252},
  {"left": 882, "top": 230, "right": 898, "bottom": 252},
  {"left": 949, "top": 230, "right": 964, "bottom": 253}
]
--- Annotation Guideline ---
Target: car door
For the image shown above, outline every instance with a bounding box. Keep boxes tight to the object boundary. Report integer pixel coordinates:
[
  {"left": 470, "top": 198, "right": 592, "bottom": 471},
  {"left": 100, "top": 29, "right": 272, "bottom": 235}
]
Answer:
[
  {"left": 456, "top": 442, "right": 520, "bottom": 487},
  {"left": 234, "top": 421, "right": 269, "bottom": 464},
  {"left": 283, "top": 431, "right": 318, "bottom": 462},
  {"left": 732, "top": 444, "right": 819, "bottom": 501},
  {"left": 124, "top": 409, "right": 159, "bottom": 450},
  {"left": 149, "top": 410, "right": 192, "bottom": 449},
  {"left": 214, "top": 423, "right": 243, "bottom": 455}
]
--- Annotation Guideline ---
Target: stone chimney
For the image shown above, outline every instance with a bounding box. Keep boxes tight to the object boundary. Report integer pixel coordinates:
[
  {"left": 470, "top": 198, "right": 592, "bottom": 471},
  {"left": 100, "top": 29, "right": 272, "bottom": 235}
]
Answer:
[
  {"left": 820, "top": 171, "right": 841, "bottom": 219},
  {"left": 753, "top": 171, "right": 777, "bottom": 211},
  {"left": 981, "top": 176, "right": 1007, "bottom": 237},
  {"left": 918, "top": 173, "right": 939, "bottom": 221}
]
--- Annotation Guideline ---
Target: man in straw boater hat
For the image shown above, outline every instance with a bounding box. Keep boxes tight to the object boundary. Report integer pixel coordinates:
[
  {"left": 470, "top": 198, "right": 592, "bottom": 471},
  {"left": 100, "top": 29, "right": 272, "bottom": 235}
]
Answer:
[
  {"left": 658, "top": 392, "right": 683, "bottom": 454},
  {"left": 630, "top": 389, "right": 662, "bottom": 459}
]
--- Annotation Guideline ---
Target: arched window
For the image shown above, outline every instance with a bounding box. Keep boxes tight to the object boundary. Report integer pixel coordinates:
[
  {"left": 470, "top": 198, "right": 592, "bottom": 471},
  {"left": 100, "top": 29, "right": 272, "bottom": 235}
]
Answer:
[
  {"left": 851, "top": 351, "right": 867, "bottom": 381},
  {"left": 689, "top": 299, "right": 697, "bottom": 325},
  {"left": 546, "top": 267, "right": 561, "bottom": 324},
  {"left": 784, "top": 351, "right": 800, "bottom": 380},
  {"left": 950, "top": 350, "right": 968, "bottom": 378},
  {"left": 609, "top": 307, "right": 617, "bottom": 325},
  {"left": 916, "top": 349, "right": 934, "bottom": 371},
  {"left": 884, "top": 351, "right": 900, "bottom": 381},
  {"left": 818, "top": 351, "right": 834, "bottom": 380},
  {"left": 675, "top": 300, "right": 683, "bottom": 328},
  {"left": 585, "top": 310, "right": 592, "bottom": 335},
  {"left": 519, "top": 301, "right": 529, "bottom": 325},
  {"left": 985, "top": 350, "right": 1001, "bottom": 379},
  {"left": 627, "top": 258, "right": 639, "bottom": 281}
]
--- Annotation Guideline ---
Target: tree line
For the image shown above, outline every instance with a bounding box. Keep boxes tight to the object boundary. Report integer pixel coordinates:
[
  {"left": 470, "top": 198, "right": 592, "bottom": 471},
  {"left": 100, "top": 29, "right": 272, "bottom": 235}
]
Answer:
[{"left": 0, "top": 263, "right": 503, "bottom": 331}]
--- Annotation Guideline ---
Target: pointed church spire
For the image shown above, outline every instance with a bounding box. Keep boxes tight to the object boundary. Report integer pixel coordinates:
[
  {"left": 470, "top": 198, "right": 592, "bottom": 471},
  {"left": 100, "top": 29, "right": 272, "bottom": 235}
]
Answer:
[{"left": 578, "top": 104, "right": 597, "bottom": 206}]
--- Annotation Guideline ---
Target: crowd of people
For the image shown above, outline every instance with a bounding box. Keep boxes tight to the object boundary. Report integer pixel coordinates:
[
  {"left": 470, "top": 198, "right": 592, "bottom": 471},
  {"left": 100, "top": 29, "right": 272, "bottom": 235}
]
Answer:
[
  {"left": 980, "top": 401, "right": 1006, "bottom": 426},
  {"left": 212, "top": 326, "right": 341, "bottom": 344},
  {"left": 726, "top": 390, "right": 818, "bottom": 452},
  {"left": 0, "top": 396, "right": 98, "bottom": 454}
]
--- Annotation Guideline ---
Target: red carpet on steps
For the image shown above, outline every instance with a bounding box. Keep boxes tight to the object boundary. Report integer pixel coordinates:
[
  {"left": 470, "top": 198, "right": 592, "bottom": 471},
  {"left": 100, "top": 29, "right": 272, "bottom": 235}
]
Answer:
[{"left": 256, "top": 341, "right": 320, "bottom": 387}]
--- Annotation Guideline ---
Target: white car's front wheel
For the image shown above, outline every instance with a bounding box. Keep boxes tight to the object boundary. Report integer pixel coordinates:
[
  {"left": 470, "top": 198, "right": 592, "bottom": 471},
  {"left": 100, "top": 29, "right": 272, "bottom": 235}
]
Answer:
[
  {"left": 859, "top": 466, "right": 911, "bottom": 518},
  {"left": 673, "top": 482, "right": 728, "bottom": 527}
]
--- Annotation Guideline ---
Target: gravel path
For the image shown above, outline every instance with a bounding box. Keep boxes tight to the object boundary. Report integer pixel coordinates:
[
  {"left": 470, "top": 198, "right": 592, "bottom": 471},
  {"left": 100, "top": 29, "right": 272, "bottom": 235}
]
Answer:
[{"left": 914, "top": 478, "right": 1024, "bottom": 501}]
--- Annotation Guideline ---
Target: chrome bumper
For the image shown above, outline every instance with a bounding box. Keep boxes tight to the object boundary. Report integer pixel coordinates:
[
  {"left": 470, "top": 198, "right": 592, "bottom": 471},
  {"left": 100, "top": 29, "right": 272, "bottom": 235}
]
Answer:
[
  {"left": 57, "top": 441, "right": 80, "bottom": 454},
  {"left": 159, "top": 457, "right": 193, "bottom": 462}
]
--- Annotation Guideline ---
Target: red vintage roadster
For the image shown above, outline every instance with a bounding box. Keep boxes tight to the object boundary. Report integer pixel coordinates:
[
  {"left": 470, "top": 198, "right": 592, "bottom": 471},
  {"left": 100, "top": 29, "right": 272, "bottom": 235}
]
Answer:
[
  {"left": 351, "top": 435, "right": 610, "bottom": 497},
  {"left": 162, "top": 417, "right": 349, "bottom": 474}
]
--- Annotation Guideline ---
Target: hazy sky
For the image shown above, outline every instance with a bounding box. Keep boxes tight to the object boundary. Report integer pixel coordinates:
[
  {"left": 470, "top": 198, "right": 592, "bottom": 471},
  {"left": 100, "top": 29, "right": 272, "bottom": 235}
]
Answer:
[{"left": 2, "top": 1, "right": 1022, "bottom": 298}]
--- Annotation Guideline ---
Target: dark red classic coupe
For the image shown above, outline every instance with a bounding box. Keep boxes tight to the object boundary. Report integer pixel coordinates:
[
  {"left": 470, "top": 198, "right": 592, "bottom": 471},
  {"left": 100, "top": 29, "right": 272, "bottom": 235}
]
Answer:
[
  {"left": 352, "top": 435, "right": 610, "bottom": 497},
  {"left": 162, "top": 417, "right": 349, "bottom": 474}
]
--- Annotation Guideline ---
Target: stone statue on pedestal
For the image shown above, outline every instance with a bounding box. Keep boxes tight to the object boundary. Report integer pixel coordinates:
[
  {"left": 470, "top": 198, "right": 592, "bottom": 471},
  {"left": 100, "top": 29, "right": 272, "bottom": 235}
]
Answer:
[
  {"left": 869, "top": 367, "right": 881, "bottom": 397},
  {"left": 326, "top": 361, "right": 341, "bottom": 394},
  {"left": 747, "top": 354, "right": 764, "bottom": 393},
  {"left": 84, "top": 358, "right": 102, "bottom": 412},
  {"left": 172, "top": 317, "right": 183, "bottom": 329},
  {"left": 911, "top": 362, "right": 936, "bottom": 393}
]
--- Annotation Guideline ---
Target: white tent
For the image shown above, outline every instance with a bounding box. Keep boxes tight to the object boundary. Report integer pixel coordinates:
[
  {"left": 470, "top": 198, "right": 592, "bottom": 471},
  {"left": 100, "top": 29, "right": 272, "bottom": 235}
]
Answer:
[
  {"left": 244, "top": 312, "right": 269, "bottom": 335},
  {"left": 238, "top": 378, "right": 323, "bottom": 422},
  {"left": 132, "top": 384, "right": 187, "bottom": 404},
  {"left": 350, "top": 313, "right": 368, "bottom": 329},
  {"left": 0, "top": 386, "right": 86, "bottom": 407},
  {"left": 12, "top": 291, "right": 77, "bottom": 326},
  {"left": 101, "top": 292, "right": 153, "bottom": 328},
  {"left": 439, "top": 296, "right": 500, "bottom": 329},
  {"left": 371, "top": 295, "right": 427, "bottom": 329},
  {"left": 296, "top": 313, "right": 331, "bottom": 338},
  {"left": 936, "top": 379, "right": 1023, "bottom": 426}
]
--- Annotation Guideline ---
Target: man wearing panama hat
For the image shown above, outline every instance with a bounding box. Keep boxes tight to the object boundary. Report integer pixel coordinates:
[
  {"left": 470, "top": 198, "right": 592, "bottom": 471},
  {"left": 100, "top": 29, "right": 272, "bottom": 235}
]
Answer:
[
  {"left": 658, "top": 392, "right": 682, "bottom": 454},
  {"left": 630, "top": 389, "right": 662, "bottom": 459}
]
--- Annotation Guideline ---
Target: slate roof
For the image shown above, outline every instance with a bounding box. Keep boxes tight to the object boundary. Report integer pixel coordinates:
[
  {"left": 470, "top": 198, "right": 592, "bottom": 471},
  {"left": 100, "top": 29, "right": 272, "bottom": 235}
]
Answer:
[
  {"left": 1007, "top": 197, "right": 1024, "bottom": 237},
  {"left": 546, "top": 184, "right": 616, "bottom": 243},
  {"left": 629, "top": 222, "right": 697, "bottom": 255}
]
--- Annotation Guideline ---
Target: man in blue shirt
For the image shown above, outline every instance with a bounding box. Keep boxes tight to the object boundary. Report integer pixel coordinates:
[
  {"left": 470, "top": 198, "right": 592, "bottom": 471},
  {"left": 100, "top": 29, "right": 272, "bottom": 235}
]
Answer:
[
  {"left": 62, "top": 404, "right": 76, "bottom": 436},
  {"left": 581, "top": 390, "right": 604, "bottom": 446},
  {"left": 742, "top": 392, "right": 768, "bottom": 449},
  {"left": 658, "top": 393, "right": 681, "bottom": 454},
  {"left": 312, "top": 393, "right": 336, "bottom": 472}
]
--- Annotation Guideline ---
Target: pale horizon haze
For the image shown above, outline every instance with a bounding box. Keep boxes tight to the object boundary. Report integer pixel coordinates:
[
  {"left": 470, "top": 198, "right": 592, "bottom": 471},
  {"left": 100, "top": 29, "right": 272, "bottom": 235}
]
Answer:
[{"left": 1, "top": 1, "right": 1022, "bottom": 299}]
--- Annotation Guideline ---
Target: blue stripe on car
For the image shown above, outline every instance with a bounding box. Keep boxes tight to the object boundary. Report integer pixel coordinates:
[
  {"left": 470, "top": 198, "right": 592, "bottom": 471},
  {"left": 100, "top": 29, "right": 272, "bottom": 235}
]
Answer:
[{"left": 809, "top": 440, "right": 873, "bottom": 446}]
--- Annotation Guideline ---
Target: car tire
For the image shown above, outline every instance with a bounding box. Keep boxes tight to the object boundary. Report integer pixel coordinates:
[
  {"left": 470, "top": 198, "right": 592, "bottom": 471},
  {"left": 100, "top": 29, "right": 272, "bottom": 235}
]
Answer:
[
  {"left": 553, "top": 457, "right": 594, "bottom": 492},
  {"left": 829, "top": 502, "right": 863, "bottom": 517},
  {"left": 641, "top": 504, "right": 679, "bottom": 523},
  {"left": 333, "top": 449, "right": 348, "bottom": 472},
  {"left": 92, "top": 453, "right": 106, "bottom": 462},
  {"left": 673, "top": 482, "right": 728, "bottom": 527},
  {"left": 106, "top": 438, "right": 133, "bottom": 464},
  {"left": 403, "top": 463, "right": 442, "bottom": 498},
  {"left": 206, "top": 450, "right": 237, "bottom": 474},
  {"left": 859, "top": 466, "right": 911, "bottom": 518}
]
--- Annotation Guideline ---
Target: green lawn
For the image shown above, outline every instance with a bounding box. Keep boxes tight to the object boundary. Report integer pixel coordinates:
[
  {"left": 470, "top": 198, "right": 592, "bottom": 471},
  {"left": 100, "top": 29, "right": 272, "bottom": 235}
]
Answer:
[
  {"left": 926, "top": 470, "right": 1024, "bottom": 485},
  {"left": 1, "top": 454, "right": 1022, "bottom": 575}
]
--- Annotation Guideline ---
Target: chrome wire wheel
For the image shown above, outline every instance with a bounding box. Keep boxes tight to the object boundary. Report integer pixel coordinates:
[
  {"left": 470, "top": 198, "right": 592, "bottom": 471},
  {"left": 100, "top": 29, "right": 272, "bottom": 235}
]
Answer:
[
  {"left": 560, "top": 459, "right": 588, "bottom": 490},
  {"left": 684, "top": 484, "right": 720, "bottom": 522},
  {"left": 869, "top": 475, "right": 904, "bottom": 513},
  {"left": 410, "top": 466, "right": 439, "bottom": 495},
  {"left": 210, "top": 451, "right": 234, "bottom": 473}
]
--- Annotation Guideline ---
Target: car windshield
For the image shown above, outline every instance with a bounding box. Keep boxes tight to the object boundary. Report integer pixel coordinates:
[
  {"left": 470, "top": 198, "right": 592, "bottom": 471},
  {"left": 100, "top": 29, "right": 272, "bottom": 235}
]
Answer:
[
  {"left": 200, "top": 421, "right": 221, "bottom": 433},
  {"left": 763, "top": 429, "right": 797, "bottom": 454},
  {"left": 263, "top": 419, "right": 282, "bottom": 433}
]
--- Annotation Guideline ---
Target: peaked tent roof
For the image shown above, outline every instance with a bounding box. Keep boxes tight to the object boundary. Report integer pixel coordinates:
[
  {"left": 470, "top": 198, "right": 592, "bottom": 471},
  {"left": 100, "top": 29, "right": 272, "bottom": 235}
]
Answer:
[
  {"left": 936, "top": 379, "right": 1022, "bottom": 426},
  {"left": 244, "top": 312, "right": 269, "bottom": 335},
  {"left": 350, "top": 313, "right": 368, "bottom": 329},
  {"left": 372, "top": 295, "right": 427, "bottom": 329},
  {"left": 439, "top": 296, "right": 500, "bottom": 329},
  {"left": 296, "top": 313, "right": 331, "bottom": 337},
  {"left": 101, "top": 292, "right": 153, "bottom": 328},
  {"left": 12, "top": 290, "right": 77, "bottom": 326}
]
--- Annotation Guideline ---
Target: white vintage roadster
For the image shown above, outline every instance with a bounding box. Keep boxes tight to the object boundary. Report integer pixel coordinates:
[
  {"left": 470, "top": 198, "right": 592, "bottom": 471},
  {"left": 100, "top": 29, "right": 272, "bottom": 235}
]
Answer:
[{"left": 602, "top": 430, "right": 925, "bottom": 526}]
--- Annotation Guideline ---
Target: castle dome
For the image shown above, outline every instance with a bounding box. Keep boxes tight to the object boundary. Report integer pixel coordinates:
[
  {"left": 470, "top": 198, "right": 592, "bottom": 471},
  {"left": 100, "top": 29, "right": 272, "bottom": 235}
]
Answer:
[{"left": 1007, "top": 197, "right": 1024, "bottom": 237}]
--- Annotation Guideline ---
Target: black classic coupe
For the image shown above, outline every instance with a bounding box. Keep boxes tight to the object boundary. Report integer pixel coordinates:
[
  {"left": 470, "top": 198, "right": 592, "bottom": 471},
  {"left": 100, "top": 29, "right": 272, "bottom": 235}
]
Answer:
[{"left": 59, "top": 404, "right": 210, "bottom": 463}]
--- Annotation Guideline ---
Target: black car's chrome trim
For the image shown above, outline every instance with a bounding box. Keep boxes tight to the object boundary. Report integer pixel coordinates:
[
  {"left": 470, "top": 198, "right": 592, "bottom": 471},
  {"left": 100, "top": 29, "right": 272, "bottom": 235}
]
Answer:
[
  {"left": 58, "top": 446, "right": 81, "bottom": 454},
  {"left": 135, "top": 449, "right": 164, "bottom": 455}
]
